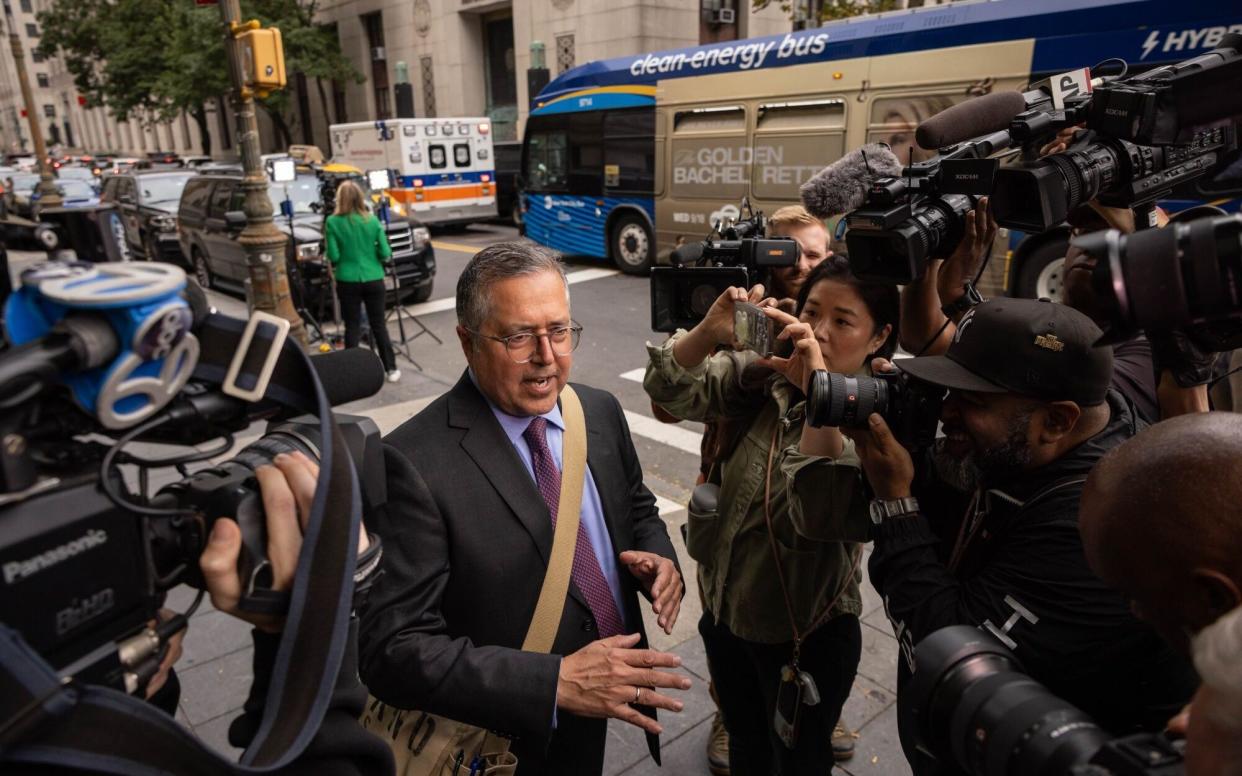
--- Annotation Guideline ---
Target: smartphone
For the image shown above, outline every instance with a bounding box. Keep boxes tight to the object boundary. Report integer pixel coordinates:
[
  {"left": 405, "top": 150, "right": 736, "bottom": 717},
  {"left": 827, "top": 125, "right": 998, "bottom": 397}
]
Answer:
[{"left": 733, "top": 301, "right": 775, "bottom": 356}]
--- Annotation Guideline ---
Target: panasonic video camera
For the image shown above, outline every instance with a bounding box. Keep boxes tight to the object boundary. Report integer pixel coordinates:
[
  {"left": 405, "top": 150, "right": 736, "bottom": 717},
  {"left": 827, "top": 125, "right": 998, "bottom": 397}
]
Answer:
[
  {"left": 650, "top": 197, "right": 799, "bottom": 332},
  {"left": 992, "top": 35, "right": 1242, "bottom": 232},
  {"left": 0, "top": 260, "right": 382, "bottom": 696},
  {"left": 845, "top": 139, "right": 1006, "bottom": 285}
]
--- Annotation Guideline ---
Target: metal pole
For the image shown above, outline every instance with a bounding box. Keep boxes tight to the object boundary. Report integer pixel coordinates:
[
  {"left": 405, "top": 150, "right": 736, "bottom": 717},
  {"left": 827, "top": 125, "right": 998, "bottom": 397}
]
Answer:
[
  {"left": 3, "top": 2, "right": 59, "bottom": 207},
  {"left": 218, "top": 0, "right": 306, "bottom": 344}
]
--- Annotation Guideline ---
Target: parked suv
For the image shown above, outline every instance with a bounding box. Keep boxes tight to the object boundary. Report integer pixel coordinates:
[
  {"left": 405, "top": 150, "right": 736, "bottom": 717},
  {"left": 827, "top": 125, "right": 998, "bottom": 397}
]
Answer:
[
  {"left": 177, "top": 168, "right": 435, "bottom": 308},
  {"left": 100, "top": 169, "right": 195, "bottom": 265}
]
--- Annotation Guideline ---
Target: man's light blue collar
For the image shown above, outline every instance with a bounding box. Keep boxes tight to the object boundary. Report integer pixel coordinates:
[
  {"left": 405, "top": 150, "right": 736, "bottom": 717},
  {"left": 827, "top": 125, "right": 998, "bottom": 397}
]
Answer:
[{"left": 468, "top": 368, "right": 565, "bottom": 435}]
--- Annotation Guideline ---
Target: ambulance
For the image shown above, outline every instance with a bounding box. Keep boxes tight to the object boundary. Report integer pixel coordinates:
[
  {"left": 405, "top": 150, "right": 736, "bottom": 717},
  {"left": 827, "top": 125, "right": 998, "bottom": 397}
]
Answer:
[{"left": 328, "top": 119, "right": 498, "bottom": 227}]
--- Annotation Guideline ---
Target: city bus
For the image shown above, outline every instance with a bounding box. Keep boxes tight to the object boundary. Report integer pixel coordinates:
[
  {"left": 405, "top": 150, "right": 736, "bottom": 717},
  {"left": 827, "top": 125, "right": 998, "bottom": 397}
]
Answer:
[{"left": 521, "top": 0, "right": 1242, "bottom": 298}]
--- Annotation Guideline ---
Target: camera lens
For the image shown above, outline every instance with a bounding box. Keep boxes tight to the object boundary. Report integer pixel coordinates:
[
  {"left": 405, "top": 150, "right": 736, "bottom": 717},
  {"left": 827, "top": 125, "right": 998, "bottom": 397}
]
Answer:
[
  {"left": 904, "top": 626, "right": 1110, "bottom": 776},
  {"left": 813, "top": 372, "right": 891, "bottom": 428}
]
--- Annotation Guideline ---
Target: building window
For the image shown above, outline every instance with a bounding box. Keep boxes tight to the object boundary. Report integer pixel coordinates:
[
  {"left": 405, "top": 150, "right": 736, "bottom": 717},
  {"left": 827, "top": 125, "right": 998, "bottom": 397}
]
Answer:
[
  {"left": 556, "top": 35, "right": 575, "bottom": 74},
  {"left": 25, "top": 23, "right": 38, "bottom": 37},
  {"left": 361, "top": 11, "right": 390, "bottom": 120},
  {"left": 19, "top": 0, "right": 32, "bottom": 13},
  {"left": 420, "top": 56, "right": 436, "bottom": 118},
  {"left": 42, "top": 104, "right": 54, "bottom": 117},
  {"left": 35, "top": 73, "right": 48, "bottom": 88},
  {"left": 31, "top": 50, "right": 43, "bottom": 63}
]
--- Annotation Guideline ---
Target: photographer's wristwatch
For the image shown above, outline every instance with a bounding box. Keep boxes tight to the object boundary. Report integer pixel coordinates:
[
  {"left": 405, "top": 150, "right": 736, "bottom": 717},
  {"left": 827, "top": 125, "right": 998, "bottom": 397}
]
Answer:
[
  {"left": 940, "top": 282, "right": 984, "bottom": 319},
  {"left": 869, "top": 496, "right": 920, "bottom": 525}
]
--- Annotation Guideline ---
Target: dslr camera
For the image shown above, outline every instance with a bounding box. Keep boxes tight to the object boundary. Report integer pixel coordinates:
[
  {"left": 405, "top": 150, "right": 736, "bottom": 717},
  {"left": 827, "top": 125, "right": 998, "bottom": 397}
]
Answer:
[
  {"left": 0, "top": 260, "right": 381, "bottom": 696},
  {"left": 804, "top": 366, "right": 943, "bottom": 452},
  {"left": 650, "top": 197, "right": 799, "bottom": 332},
  {"left": 904, "top": 625, "right": 1184, "bottom": 776}
]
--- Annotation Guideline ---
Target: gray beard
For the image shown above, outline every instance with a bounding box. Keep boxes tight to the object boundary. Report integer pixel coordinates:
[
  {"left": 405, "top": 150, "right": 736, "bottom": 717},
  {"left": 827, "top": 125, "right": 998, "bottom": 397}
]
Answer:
[{"left": 932, "top": 410, "right": 1034, "bottom": 491}]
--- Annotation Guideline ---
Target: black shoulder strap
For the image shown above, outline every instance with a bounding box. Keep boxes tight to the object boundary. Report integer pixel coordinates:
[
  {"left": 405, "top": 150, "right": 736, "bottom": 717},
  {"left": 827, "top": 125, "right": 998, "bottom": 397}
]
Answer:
[{"left": 0, "top": 312, "right": 361, "bottom": 774}]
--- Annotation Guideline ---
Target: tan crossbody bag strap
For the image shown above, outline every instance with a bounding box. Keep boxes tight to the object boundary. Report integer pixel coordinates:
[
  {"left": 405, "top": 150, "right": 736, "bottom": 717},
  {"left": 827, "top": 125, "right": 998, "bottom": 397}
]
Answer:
[{"left": 521, "top": 385, "right": 587, "bottom": 654}]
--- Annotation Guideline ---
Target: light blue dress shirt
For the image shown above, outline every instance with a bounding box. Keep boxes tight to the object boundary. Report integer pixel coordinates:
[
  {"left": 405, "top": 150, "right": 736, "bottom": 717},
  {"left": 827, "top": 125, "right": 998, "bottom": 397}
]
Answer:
[{"left": 482, "top": 395, "right": 628, "bottom": 619}]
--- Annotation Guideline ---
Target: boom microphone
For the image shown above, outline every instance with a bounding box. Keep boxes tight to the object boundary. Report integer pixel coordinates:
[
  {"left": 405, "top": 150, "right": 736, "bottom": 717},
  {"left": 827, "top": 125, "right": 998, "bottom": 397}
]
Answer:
[
  {"left": 915, "top": 91, "right": 1027, "bottom": 150},
  {"left": 800, "top": 143, "right": 904, "bottom": 219}
]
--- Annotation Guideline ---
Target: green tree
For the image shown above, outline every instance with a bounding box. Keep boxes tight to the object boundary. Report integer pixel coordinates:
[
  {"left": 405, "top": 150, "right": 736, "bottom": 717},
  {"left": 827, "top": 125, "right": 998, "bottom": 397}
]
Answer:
[
  {"left": 752, "top": 0, "right": 902, "bottom": 24},
  {"left": 37, "top": 0, "right": 360, "bottom": 155}
]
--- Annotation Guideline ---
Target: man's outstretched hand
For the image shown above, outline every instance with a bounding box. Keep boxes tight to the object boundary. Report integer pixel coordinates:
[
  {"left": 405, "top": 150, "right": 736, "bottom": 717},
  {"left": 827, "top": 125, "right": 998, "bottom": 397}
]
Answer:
[{"left": 619, "top": 550, "right": 683, "bottom": 634}]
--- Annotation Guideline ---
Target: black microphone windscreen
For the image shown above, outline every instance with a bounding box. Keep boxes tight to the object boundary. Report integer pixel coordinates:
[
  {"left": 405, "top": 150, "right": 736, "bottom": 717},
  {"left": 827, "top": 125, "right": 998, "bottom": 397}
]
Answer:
[
  {"left": 915, "top": 91, "right": 1027, "bottom": 150},
  {"left": 799, "top": 144, "right": 904, "bottom": 219},
  {"left": 310, "top": 347, "right": 386, "bottom": 406}
]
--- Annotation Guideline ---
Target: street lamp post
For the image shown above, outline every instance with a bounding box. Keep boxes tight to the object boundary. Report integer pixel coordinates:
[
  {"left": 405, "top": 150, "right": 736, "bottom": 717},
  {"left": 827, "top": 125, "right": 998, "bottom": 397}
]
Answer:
[
  {"left": 3, "top": 2, "right": 59, "bottom": 208},
  {"left": 218, "top": 0, "right": 306, "bottom": 344}
]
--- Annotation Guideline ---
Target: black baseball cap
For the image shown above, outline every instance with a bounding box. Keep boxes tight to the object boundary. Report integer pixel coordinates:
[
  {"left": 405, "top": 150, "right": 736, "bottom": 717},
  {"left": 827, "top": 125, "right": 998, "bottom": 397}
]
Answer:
[{"left": 900, "top": 298, "right": 1114, "bottom": 406}]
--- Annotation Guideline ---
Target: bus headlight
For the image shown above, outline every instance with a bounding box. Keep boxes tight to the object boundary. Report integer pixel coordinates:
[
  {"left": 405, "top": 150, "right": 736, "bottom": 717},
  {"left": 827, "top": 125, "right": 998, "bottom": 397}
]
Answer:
[
  {"left": 297, "top": 241, "right": 322, "bottom": 260},
  {"left": 412, "top": 226, "right": 430, "bottom": 251}
]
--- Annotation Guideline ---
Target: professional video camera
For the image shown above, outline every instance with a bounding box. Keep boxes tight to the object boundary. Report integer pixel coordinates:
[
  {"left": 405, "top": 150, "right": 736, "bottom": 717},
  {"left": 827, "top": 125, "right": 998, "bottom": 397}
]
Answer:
[
  {"left": 1076, "top": 212, "right": 1242, "bottom": 351},
  {"left": 903, "top": 625, "right": 1184, "bottom": 776},
  {"left": 650, "top": 197, "right": 799, "bottom": 332},
  {"left": 804, "top": 365, "right": 943, "bottom": 452},
  {"left": 992, "top": 34, "right": 1242, "bottom": 232},
  {"left": 0, "top": 260, "right": 382, "bottom": 698},
  {"left": 844, "top": 135, "right": 1007, "bottom": 284}
]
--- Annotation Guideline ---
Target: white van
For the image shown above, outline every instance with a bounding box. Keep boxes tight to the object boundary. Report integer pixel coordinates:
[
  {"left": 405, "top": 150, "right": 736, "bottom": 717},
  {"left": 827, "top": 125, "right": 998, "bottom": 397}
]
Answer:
[{"left": 329, "top": 119, "right": 497, "bottom": 227}]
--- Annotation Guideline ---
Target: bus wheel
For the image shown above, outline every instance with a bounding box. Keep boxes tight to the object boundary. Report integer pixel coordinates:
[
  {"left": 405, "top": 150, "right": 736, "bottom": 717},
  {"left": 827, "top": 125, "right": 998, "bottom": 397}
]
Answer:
[
  {"left": 610, "top": 214, "right": 653, "bottom": 275},
  {"left": 1013, "top": 234, "right": 1069, "bottom": 301}
]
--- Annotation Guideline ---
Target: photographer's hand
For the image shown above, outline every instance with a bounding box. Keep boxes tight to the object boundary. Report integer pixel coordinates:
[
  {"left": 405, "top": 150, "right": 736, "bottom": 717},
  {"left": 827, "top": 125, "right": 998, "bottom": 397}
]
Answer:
[
  {"left": 672, "top": 284, "right": 767, "bottom": 368},
  {"left": 842, "top": 412, "right": 915, "bottom": 500},
  {"left": 937, "top": 196, "right": 996, "bottom": 317},
  {"left": 200, "top": 451, "right": 369, "bottom": 633},
  {"left": 755, "top": 306, "right": 826, "bottom": 393}
]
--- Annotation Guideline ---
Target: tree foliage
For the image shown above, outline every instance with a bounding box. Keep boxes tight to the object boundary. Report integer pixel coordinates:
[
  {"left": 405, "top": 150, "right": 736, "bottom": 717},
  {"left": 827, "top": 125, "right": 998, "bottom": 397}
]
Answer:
[
  {"left": 752, "top": 0, "right": 902, "bottom": 24},
  {"left": 36, "top": 0, "right": 361, "bottom": 151}
]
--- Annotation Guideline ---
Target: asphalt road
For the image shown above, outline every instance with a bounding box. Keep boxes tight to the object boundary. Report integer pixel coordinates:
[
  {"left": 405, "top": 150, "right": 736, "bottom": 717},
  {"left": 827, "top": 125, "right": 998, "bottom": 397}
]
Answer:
[{"left": 5, "top": 233, "right": 909, "bottom": 775}]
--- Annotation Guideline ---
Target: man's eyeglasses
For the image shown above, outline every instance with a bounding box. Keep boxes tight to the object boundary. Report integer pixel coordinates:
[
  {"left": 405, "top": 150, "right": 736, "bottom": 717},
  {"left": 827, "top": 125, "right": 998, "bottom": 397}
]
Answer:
[{"left": 468, "top": 324, "right": 583, "bottom": 364}]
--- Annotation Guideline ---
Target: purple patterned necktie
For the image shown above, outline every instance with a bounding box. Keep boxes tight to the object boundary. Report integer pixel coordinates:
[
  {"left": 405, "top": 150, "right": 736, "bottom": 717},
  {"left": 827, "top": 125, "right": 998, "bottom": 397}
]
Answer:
[{"left": 523, "top": 416, "right": 626, "bottom": 638}]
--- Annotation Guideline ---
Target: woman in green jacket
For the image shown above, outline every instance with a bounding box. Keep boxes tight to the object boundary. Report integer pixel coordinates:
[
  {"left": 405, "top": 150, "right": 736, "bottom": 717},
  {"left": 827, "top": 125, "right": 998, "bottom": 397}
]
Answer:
[
  {"left": 643, "top": 257, "right": 898, "bottom": 776},
  {"left": 325, "top": 180, "right": 399, "bottom": 382}
]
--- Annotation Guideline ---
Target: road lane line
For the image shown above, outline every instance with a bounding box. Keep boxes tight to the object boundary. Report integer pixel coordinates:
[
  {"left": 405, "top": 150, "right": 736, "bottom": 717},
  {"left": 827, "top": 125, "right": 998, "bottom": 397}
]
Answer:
[
  {"left": 623, "top": 410, "right": 702, "bottom": 455},
  {"left": 401, "top": 266, "right": 621, "bottom": 317},
  {"left": 619, "top": 367, "right": 646, "bottom": 383}
]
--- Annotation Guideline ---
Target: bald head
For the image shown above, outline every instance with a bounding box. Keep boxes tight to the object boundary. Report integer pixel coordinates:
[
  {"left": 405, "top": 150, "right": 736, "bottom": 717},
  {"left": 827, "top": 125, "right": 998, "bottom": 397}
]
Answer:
[{"left": 1081, "top": 412, "right": 1242, "bottom": 649}]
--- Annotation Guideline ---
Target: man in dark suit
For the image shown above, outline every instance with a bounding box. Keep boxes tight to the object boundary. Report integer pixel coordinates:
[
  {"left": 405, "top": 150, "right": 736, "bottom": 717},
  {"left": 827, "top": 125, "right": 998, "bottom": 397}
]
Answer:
[{"left": 359, "top": 242, "right": 690, "bottom": 776}]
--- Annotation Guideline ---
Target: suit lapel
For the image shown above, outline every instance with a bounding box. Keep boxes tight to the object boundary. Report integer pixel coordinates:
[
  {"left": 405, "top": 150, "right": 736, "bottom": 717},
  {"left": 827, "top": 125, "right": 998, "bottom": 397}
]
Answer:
[{"left": 451, "top": 373, "right": 591, "bottom": 612}]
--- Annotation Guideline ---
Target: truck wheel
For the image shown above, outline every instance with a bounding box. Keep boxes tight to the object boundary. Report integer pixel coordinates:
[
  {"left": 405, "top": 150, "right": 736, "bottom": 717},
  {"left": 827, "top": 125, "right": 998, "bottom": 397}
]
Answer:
[
  {"left": 1013, "top": 234, "right": 1070, "bottom": 301},
  {"left": 192, "top": 248, "right": 213, "bottom": 290},
  {"left": 609, "top": 214, "right": 653, "bottom": 275}
]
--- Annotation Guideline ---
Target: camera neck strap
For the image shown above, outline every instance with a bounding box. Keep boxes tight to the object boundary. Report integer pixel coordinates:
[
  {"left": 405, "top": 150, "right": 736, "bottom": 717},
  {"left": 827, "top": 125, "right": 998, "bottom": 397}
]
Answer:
[
  {"left": 0, "top": 312, "right": 362, "bottom": 774},
  {"left": 761, "top": 419, "right": 862, "bottom": 668}
]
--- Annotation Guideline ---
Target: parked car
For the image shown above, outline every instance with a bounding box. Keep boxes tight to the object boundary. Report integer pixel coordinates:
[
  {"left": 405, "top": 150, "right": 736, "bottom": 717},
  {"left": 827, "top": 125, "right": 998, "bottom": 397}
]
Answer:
[
  {"left": 494, "top": 140, "right": 523, "bottom": 227},
  {"left": 180, "top": 156, "right": 215, "bottom": 169},
  {"left": 100, "top": 169, "right": 195, "bottom": 265},
  {"left": 4, "top": 173, "right": 43, "bottom": 218},
  {"left": 177, "top": 169, "right": 435, "bottom": 309},
  {"left": 57, "top": 166, "right": 101, "bottom": 191},
  {"left": 31, "top": 179, "right": 101, "bottom": 215}
]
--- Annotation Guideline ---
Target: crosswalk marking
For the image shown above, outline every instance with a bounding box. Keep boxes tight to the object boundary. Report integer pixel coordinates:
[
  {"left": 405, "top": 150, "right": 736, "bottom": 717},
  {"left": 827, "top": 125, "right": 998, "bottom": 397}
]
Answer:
[
  {"left": 429, "top": 240, "right": 483, "bottom": 255},
  {"left": 619, "top": 367, "right": 646, "bottom": 383},
  {"left": 622, "top": 410, "right": 703, "bottom": 456}
]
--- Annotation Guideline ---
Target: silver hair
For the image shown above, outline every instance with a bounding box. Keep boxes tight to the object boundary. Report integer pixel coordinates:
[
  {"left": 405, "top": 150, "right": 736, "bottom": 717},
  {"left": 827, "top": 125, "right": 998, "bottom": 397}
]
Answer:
[{"left": 455, "top": 241, "right": 569, "bottom": 334}]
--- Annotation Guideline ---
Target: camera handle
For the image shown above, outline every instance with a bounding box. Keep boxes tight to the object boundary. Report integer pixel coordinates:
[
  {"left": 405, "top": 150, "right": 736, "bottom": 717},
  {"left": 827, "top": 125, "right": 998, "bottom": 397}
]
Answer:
[{"left": 0, "top": 312, "right": 364, "bottom": 773}]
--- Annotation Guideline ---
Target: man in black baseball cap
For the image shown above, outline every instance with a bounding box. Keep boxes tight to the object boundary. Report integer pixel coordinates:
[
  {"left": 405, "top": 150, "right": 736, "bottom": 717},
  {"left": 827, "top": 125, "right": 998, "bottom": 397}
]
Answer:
[{"left": 843, "top": 298, "right": 1198, "bottom": 775}]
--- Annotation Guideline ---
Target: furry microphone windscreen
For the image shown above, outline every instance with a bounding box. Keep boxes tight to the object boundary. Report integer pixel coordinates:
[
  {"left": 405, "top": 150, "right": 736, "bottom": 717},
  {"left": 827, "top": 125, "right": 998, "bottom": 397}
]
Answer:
[{"left": 799, "top": 144, "right": 904, "bottom": 219}]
